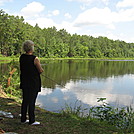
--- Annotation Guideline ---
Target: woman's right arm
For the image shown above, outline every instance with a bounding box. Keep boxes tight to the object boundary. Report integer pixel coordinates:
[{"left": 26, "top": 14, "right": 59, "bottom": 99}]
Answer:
[{"left": 34, "top": 57, "right": 44, "bottom": 74}]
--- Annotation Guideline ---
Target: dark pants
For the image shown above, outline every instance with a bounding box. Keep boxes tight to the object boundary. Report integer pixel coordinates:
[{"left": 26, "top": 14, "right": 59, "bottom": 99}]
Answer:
[{"left": 21, "top": 89, "right": 38, "bottom": 124}]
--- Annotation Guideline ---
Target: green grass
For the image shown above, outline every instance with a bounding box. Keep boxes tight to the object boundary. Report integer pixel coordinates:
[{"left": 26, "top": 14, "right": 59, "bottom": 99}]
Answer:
[
  {"left": 0, "top": 56, "right": 19, "bottom": 63},
  {"left": 1, "top": 55, "right": 134, "bottom": 62},
  {"left": 0, "top": 96, "right": 133, "bottom": 134}
]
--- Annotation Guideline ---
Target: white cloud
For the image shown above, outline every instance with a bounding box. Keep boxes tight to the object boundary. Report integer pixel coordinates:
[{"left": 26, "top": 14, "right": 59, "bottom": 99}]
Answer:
[
  {"left": 101, "top": 0, "right": 109, "bottom": 4},
  {"left": 52, "top": 10, "right": 60, "bottom": 16},
  {"left": 117, "top": 0, "right": 134, "bottom": 8},
  {"left": 73, "top": 7, "right": 117, "bottom": 27},
  {"left": 20, "top": 1, "right": 45, "bottom": 17},
  {"left": 26, "top": 17, "right": 57, "bottom": 28},
  {"left": 64, "top": 13, "right": 72, "bottom": 19},
  {"left": 106, "top": 24, "right": 115, "bottom": 30},
  {"left": 117, "top": 8, "right": 134, "bottom": 22},
  {"left": 47, "top": 10, "right": 60, "bottom": 17},
  {"left": 67, "top": 0, "right": 93, "bottom": 2},
  {"left": 73, "top": 6, "right": 134, "bottom": 29},
  {"left": 21, "top": 8, "right": 84, "bottom": 36},
  {"left": 80, "top": 5, "right": 86, "bottom": 10},
  {"left": 0, "top": 0, "right": 12, "bottom": 5},
  {"left": 67, "top": 0, "right": 109, "bottom": 4},
  {"left": 91, "top": 31, "right": 134, "bottom": 43},
  {"left": 77, "top": 0, "right": 94, "bottom": 2},
  {"left": 57, "top": 21, "right": 79, "bottom": 34},
  {"left": 67, "top": 0, "right": 96, "bottom": 3},
  {"left": 92, "top": 31, "right": 120, "bottom": 41}
]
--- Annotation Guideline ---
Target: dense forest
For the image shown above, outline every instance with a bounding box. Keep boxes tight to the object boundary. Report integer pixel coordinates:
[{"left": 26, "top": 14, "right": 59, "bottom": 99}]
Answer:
[{"left": 0, "top": 9, "right": 134, "bottom": 58}]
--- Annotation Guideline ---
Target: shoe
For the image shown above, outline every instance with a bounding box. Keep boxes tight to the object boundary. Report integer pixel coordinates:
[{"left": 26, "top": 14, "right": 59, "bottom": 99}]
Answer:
[
  {"left": 21, "top": 120, "right": 29, "bottom": 124},
  {"left": 31, "top": 121, "right": 40, "bottom": 125}
]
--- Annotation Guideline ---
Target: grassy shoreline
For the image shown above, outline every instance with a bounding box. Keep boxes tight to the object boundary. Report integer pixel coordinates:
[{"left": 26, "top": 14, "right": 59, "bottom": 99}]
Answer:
[
  {"left": 1, "top": 56, "right": 134, "bottom": 62},
  {"left": 0, "top": 90, "right": 133, "bottom": 134},
  {"left": 0, "top": 95, "right": 127, "bottom": 134}
]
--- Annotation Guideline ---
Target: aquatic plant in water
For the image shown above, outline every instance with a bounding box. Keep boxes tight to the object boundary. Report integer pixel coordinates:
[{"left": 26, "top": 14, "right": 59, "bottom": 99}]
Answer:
[
  {"left": 89, "top": 98, "right": 134, "bottom": 129},
  {"left": 61, "top": 98, "right": 134, "bottom": 129}
]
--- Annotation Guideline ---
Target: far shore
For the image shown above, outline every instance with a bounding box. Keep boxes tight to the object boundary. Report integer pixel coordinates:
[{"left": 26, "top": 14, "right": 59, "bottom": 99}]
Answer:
[{"left": 1, "top": 56, "right": 134, "bottom": 63}]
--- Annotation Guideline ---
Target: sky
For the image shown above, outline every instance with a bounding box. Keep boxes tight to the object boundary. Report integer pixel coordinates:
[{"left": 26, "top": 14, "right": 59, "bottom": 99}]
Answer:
[{"left": 0, "top": 0, "right": 134, "bottom": 43}]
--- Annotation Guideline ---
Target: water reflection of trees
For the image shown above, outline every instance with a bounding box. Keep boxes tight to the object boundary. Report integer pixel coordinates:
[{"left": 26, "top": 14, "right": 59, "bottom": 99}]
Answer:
[
  {"left": 1, "top": 60, "right": 134, "bottom": 89},
  {"left": 41, "top": 60, "right": 134, "bottom": 89}
]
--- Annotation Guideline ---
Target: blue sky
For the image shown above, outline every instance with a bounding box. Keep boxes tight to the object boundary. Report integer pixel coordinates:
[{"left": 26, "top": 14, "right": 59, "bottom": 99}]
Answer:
[{"left": 0, "top": 0, "right": 134, "bottom": 43}]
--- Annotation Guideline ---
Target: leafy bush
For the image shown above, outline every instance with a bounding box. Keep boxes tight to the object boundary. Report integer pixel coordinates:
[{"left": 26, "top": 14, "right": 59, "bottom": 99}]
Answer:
[{"left": 1, "top": 60, "right": 21, "bottom": 98}]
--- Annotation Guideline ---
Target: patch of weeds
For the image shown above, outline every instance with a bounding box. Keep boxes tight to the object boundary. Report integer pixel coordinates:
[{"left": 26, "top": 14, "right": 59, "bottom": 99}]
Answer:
[
  {"left": 1, "top": 60, "right": 21, "bottom": 98},
  {"left": 89, "top": 98, "right": 134, "bottom": 130},
  {"left": 61, "top": 98, "right": 134, "bottom": 131},
  {"left": 61, "top": 100, "right": 88, "bottom": 119}
]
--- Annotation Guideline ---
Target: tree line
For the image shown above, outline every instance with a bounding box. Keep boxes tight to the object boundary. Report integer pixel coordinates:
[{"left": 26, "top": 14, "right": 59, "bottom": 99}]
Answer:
[{"left": 0, "top": 9, "right": 134, "bottom": 58}]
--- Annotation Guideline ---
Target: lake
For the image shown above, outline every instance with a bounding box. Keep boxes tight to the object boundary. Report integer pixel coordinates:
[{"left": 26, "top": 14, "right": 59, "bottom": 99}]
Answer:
[
  {"left": 1, "top": 59, "right": 134, "bottom": 113},
  {"left": 36, "top": 59, "right": 134, "bottom": 113}
]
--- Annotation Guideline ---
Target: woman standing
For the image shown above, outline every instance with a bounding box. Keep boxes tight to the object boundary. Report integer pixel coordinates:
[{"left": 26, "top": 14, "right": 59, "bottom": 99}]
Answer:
[{"left": 20, "top": 40, "right": 44, "bottom": 125}]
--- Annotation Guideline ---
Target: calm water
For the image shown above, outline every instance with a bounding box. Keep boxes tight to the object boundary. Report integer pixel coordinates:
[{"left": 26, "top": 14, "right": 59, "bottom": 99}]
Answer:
[
  {"left": 36, "top": 60, "right": 134, "bottom": 113},
  {"left": 1, "top": 59, "right": 134, "bottom": 113}
]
